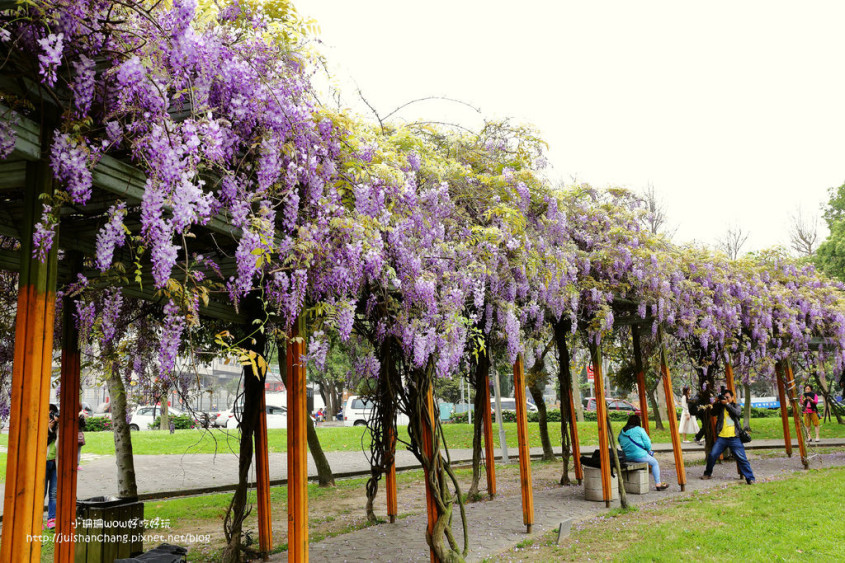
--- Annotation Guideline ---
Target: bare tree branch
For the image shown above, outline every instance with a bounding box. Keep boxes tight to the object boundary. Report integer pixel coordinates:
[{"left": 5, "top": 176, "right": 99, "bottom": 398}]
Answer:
[
  {"left": 717, "top": 225, "right": 750, "bottom": 260},
  {"left": 641, "top": 182, "right": 677, "bottom": 238},
  {"left": 788, "top": 206, "right": 819, "bottom": 257}
]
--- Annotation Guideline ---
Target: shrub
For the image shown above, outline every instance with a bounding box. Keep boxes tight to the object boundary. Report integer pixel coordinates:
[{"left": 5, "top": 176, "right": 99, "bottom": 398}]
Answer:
[
  {"left": 450, "top": 410, "right": 517, "bottom": 424},
  {"left": 583, "top": 410, "right": 632, "bottom": 422},
  {"left": 84, "top": 416, "right": 112, "bottom": 432},
  {"left": 527, "top": 409, "right": 562, "bottom": 423},
  {"left": 151, "top": 414, "right": 196, "bottom": 430}
]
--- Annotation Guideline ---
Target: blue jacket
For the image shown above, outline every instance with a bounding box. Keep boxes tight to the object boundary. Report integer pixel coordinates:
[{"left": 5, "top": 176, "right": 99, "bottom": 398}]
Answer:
[{"left": 618, "top": 426, "right": 652, "bottom": 460}]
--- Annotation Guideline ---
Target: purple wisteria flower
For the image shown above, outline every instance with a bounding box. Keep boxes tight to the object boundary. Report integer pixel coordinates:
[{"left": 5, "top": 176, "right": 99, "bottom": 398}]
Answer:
[
  {"left": 71, "top": 55, "right": 96, "bottom": 116},
  {"left": 32, "top": 205, "right": 56, "bottom": 260},
  {"left": 51, "top": 133, "right": 92, "bottom": 204},
  {"left": 37, "top": 33, "right": 64, "bottom": 86},
  {"left": 159, "top": 300, "right": 186, "bottom": 376},
  {"left": 95, "top": 202, "right": 127, "bottom": 271}
]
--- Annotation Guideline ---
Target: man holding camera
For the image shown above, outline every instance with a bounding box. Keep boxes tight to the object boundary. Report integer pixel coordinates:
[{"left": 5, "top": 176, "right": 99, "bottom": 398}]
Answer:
[{"left": 700, "top": 390, "right": 756, "bottom": 485}]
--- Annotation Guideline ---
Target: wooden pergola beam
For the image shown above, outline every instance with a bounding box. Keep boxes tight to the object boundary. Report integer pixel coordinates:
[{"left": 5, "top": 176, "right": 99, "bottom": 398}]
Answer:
[
  {"left": 481, "top": 361, "right": 497, "bottom": 497},
  {"left": 0, "top": 159, "right": 60, "bottom": 562},
  {"left": 775, "top": 361, "right": 793, "bottom": 457},
  {"left": 513, "top": 353, "right": 534, "bottom": 533},
  {"left": 657, "top": 326, "right": 686, "bottom": 490},
  {"left": 254, "top": 389, "right": 272, "bottom": 554},
  {"left": 590, "top": 343, "right": 613, "bottom": 507},
  {"left": 784, "top": 360, "right": 809, "bottom": 469},
  {"left": 286, "top": 317, "right": 309, "bottom": 561},
  {"left": 54, "top": 253, "right": 82, "bottom": 562}
]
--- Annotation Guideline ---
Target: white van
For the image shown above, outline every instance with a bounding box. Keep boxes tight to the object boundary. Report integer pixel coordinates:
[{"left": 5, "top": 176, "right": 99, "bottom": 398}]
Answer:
[{"left": 343, "top": 395, "right": 410, "bottom": 427}]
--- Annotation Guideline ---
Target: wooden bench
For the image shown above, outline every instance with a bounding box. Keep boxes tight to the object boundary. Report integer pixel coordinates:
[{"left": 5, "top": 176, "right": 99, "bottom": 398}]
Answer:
[{"left": 584, "top": 462, "right": 649, "bottom": 501}]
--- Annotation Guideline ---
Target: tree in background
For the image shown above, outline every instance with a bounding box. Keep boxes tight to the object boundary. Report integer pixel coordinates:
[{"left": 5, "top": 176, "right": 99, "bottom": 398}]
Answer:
[
  {"left": 788, "top": 207, "right": 819, "bottom": 257},
  {"left": 816, "top": 181, "right": 845, "bottom": 279},
  {"left": 641, "top": 182, "right": 677, "bottom": 239},
  {"left": 717, "top": 225, "right": 750, "bottom": 260},
  {"left": 310, "top": 332, "right": 350, "bottom": 419}
]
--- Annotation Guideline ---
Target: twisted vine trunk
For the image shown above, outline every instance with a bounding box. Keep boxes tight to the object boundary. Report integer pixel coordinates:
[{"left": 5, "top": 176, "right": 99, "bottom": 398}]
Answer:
[
  {"left": 467, "top": 350, "right": 488, "bottom": 499},
  {"left": 222, "top": 317, "right": 266, "bottom": 563},
  {"left": 554, "top": 321, "right": 573, "bottom": 485},
  {"left": 407, "top": 363, "right": 467, "bottom": 562},
  {"left": 106, "top": 364, "right": 137, "bottom": 498},
  {"left": 606, "top": 414, "right": 629, "bottom": 509},
  {"left": 365, "top": 337, "right": 399, "bottom": 522}
]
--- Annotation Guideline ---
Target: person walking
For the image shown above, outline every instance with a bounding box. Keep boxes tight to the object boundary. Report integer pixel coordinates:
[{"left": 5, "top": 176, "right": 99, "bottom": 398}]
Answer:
[
  {"left": 618, "top": 414, "right": 670, "bottom": 491},
  {"left": 44, "top": 404, "right": 59, "bottom": 529},
  {"left": 679, "top": 386, "right": 699, "bottom": 442},
  {"left": 701, "top": 390, "right": 755, "bottom": 484},
  {"left": 802, "top": 385, "right": 821, "bottom": 443},
  {"left": 78, "top": 409, "right": 87, "bottom": 470}
]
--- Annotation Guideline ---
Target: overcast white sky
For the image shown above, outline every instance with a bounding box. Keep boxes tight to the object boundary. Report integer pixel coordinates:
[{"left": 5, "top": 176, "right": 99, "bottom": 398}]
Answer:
[{"left": 296, "top": 1, "right": 845, "bottom": 252}]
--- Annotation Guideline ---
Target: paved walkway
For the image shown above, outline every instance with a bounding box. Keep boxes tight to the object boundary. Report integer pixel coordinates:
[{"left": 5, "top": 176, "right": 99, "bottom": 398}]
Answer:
[
  {"left": 267, "top": 449, "right": 845, "bottom": 562},
  {"left": 1, "top": 438, "right": 839, "bottom": 516}
]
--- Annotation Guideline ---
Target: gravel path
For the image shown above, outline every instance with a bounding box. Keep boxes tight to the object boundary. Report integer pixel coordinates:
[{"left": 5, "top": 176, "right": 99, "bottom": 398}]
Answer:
[{"left": 2, "top": 438, "right": 840, "bottom": 516}]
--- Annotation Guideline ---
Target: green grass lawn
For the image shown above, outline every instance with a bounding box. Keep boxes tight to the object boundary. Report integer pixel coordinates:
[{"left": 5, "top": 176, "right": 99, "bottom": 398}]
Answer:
[
  {"left": 2, "top": 416, "right": 843, "bottom": 461},
  {"left": 520, "top": 465, "right": 845, "bottom": 561}
]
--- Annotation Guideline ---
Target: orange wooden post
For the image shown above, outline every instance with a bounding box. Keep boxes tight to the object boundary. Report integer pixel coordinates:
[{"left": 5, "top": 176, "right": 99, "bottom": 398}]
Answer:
[
  {"left": 785, "top": 360, "right": 808, "bottom": 469},
  {"left": 775, "top": 361, "right": 792, "bottom": 457},
  {"left": 657, "top": 326, "right": 686, "bottom": 490},
  {"left": 724, "top": 362, "right": 736, "bottom": 396},
  {"left": 287, "top": 316, "right": 309, "bottom": 562},
  {"left": 631, "top": 325, "right": 650, "bottom": 436},
  {"left": 55, "top": 258, "right": 82, "bottom": 563},
  {"left": 421, "top": 385, "right": 438, "bottom": 563},
  {"left": 0, "top": 161, "right": 59, "bottom": 563},
  {"left": 513, "top": 353, "right": 535, "bottom": 532},
  {"left": 255, "top": 389, "right": 272, "bottom": 554},
  {"left": 385, "top": 426, "right": 398, "bottom": 523},
  {"left": 567, "top": 381, "right": 583, "bottom": 483},
  {"left": 590, "top": 342, "right": 612, "bottom": 507},
  {"left": 481, "top": 367, "right": 497, "bottom": 497}
]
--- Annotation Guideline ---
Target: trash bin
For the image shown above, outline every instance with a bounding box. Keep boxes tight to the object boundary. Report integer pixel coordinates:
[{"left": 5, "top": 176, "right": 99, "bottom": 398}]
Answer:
[{"left": 75, "top": 496, "right": 144, "bottom": 562}]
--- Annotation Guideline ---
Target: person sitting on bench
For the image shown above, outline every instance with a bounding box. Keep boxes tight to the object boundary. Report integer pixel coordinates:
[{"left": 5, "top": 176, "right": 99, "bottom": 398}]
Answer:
[{"left": 618, "top": 414, "right": 670, "bottom": 491}]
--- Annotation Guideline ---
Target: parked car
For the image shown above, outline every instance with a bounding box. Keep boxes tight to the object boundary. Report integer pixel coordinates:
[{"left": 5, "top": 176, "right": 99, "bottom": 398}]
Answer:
[
  {"left": 343, "top": 395, "right": 411, "bottom": 427},
  {"left": 226, "top": 404, "right": 288, "bottom": 429},
  {"left": 584, "top": 397, "right": 642, "bottom": 416},
  {"left": 128, "top": 405, "right": 183, "bottom": 431},
  {"left": 497, "top": 397, "right": 539, "bottom": 413},
  {"left": 80, "top": 402, "right": 93, "bottom": 417},
  {"left": 92, "top": 402, "right": 112, "bottom": 418},
  {"left": 212, "top": 407, "right": 236, "bottom": 428}
]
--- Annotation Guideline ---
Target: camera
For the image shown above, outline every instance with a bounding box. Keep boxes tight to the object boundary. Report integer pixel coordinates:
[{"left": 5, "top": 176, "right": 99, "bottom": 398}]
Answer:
[{"left": 716, "top": 393, "right": 727, "bottom": 402}]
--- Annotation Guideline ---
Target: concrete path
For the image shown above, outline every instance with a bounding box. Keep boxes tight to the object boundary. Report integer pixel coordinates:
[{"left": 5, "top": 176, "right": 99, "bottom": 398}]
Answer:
[
  {"left": 269, "top": 448, "right": 845, "bottom": 562},
  {"left": 1, "top": 438, "right": 840, "bottom": 516}
]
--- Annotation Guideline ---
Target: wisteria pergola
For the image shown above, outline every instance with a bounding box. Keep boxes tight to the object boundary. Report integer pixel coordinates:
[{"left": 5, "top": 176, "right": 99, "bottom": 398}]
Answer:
[
  {"left": 1, "top": 2, "right": 839, "bottom": 561},
  {"left": 0, "top": 101, "right": 542, "bottom": 563}
]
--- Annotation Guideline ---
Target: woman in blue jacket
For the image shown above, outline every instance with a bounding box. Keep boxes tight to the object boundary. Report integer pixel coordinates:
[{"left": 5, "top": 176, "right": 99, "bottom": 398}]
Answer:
[{"left": 618, "top": 414, "right": 669, "bottom": 491}]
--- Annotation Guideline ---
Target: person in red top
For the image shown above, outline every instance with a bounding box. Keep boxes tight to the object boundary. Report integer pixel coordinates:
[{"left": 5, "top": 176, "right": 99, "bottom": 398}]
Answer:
[{"left": 802, "top": 385, "right": 821, "bottom": 443}]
